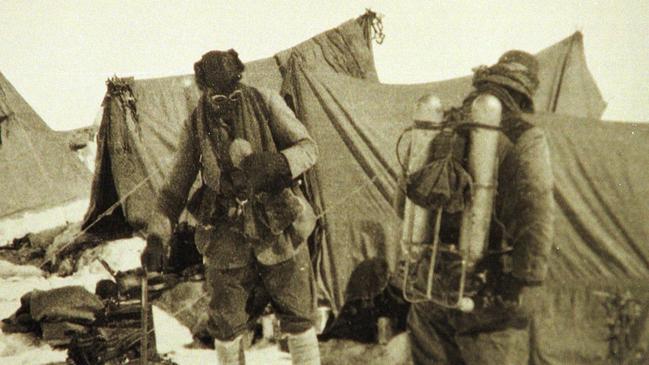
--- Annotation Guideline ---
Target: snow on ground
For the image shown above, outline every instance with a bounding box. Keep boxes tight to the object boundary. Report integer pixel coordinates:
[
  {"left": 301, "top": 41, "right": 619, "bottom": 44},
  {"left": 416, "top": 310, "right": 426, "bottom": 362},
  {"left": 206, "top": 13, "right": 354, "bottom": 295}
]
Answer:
[
  {"left": 76, "top": 138, "right": 97, "bottom": 173},
  {"left": 0, "top": 238, "right": 143, "bottom": 365},
  {"left": 0, "top": 236, "right": 291, "bottom": 364},
  {"left": 0, "top": 199, "right": 290, "bottom": 364},
  {"left": 0, "top": 199, "right": 90, "bottom": 247},
  {"left": 154, "top": 307, "right": 291, "bottom": 365}
]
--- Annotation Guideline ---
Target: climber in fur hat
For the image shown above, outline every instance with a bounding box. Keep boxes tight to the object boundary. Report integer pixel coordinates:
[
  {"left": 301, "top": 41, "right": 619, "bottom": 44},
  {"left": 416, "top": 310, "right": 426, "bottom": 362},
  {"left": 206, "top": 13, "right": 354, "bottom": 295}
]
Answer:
[
  {"left": 406, "top": 50, "right": 554, "bottom": 365},
  {"left": 142, "top": 49, "right": 321, "bottom": 365}
]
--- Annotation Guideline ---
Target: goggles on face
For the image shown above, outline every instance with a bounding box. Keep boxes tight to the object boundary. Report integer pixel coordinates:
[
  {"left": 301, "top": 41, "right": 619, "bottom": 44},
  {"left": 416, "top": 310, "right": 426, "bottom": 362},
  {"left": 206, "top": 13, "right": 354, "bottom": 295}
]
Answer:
[{"left": 210, "top": 89, "right": 242, "bottom": 104}]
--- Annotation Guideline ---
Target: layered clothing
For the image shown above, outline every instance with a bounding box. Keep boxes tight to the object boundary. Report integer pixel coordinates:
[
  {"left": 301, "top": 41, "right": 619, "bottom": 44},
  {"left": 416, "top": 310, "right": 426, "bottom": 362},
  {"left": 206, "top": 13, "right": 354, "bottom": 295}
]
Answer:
[{"left": 157, "top": 85, "right": 318, "bottom": 269}]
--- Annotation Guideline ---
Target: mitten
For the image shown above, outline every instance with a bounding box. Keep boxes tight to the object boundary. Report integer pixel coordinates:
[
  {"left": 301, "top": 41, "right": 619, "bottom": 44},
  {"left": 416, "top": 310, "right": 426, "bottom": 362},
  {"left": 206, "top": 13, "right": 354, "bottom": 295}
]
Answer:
[{"left": 239, "top": 152, "right": 292, "bottom": 193}]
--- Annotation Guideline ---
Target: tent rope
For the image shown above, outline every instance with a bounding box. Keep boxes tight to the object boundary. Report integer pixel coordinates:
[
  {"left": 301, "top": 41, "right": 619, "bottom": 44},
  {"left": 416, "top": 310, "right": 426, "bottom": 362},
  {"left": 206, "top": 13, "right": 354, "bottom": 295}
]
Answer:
[
  {"left": 313, "top": 174, "right": 380, "bottom": 222},
  {"left": 48, "top": 123, "right": 398, "bottom": 271}
]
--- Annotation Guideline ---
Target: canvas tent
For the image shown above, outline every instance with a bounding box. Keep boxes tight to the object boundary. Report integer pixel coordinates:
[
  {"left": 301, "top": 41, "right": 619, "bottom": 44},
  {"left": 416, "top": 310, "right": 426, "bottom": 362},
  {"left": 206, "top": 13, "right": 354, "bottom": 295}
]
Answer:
[
  {"left": 0, "top": 71, "right": 91, "bottom": 220},
  {"left": 281, "top": 63, "right": 649, "bottom": 363},
  {"left": 76, "top": 9, "right": 649, "bottom": 361}
]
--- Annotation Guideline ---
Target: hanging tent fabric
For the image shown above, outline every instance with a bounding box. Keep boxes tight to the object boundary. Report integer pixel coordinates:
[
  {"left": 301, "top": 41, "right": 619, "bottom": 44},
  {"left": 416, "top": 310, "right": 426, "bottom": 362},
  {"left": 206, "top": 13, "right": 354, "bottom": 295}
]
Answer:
[
  {"left": 527, "top": 114, "right": 649, "bottom": 364},
  {"left": 0, "top": 71, "right": 91, "bottom": 220},
  {"left": 281, "top": 31, "right": 607, "bottom": 312},
  {"left": 280, "top": 59, "right": 649, "bottom": 363},
  {"left": 81, "top": 12, "right": 380, "bottom": 233}
]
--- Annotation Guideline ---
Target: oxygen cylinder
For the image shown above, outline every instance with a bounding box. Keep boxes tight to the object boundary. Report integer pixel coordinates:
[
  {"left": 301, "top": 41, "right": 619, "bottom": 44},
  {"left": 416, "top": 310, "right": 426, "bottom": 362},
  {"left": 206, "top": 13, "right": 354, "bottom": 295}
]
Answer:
[
  {"left": 457, "top": 94, "right": 502, "bottom": 270},
  {"left": 401, "top": 94, "right": 444, "bottom": 247}
]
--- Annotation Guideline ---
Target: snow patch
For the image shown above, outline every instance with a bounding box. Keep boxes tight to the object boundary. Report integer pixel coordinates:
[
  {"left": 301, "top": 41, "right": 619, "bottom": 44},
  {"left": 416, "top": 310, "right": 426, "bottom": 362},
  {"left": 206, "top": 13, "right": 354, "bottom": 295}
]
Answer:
[
  {"left": 0, "top": 199, "right": 90, "bottom": 246},
  {"left": 76, "top": 138, "right": 97, "bottom": 173},
  {"left": 0, "top": 333, "right": 67, "bottom": 365},
  {"left": 0, "top": 261, "right": 43, "bottom": 280}
]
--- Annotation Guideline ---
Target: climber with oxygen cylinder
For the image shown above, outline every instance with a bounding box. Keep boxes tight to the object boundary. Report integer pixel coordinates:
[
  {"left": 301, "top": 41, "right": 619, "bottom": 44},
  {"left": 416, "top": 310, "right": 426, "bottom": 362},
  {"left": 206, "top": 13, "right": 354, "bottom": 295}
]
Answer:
[{"left": 399, "top": 50, "right": 555, "bottom": 364}]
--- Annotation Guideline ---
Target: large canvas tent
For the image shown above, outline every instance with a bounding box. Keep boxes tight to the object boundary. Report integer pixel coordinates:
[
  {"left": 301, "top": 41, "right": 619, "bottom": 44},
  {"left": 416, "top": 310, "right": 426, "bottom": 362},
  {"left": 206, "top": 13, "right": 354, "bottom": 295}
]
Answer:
[
  {"left": 80, "top": 10, "right": 649, "bottom": 359},
  {"left": 282, "top": 62, "right": 649, "bottom": 362},
  {"left": 0, "top": 71, "right": 91, "bottom": 219},
  {"left": 76, "top": 9, "right": 649, "bottom": 361}
]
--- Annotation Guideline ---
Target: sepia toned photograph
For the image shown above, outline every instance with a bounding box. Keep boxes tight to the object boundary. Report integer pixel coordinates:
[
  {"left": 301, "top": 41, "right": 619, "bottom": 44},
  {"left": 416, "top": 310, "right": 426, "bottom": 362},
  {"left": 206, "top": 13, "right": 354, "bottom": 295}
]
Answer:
[{"left": 1, "top": 1, "right": 648, "bottom": 364}]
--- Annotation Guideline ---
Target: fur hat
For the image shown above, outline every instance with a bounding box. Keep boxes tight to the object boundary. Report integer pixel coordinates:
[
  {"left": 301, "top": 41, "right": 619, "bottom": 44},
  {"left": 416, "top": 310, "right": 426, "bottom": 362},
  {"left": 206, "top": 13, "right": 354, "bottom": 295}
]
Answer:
[{"left": 194, "top": 49, "right": 245, "bottom": 92}]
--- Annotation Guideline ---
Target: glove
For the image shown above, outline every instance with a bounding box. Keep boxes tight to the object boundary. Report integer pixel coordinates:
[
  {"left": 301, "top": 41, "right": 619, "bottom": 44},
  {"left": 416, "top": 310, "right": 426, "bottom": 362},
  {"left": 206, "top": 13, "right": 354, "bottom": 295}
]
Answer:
[
  {"left": 141, "top": 214, "right": 171, "bottom": 272},
  {"left": 141, "top": 234, "right": 167, "bottom": 273},
  {"left": 230, "top": 168, "right": 253, "bottom": 200},
  {"left": 239, "top": 152, "right": 293, "bottom": 193},
  {"left": 494, "top": 273, "right": 530, "bottom": 306}
]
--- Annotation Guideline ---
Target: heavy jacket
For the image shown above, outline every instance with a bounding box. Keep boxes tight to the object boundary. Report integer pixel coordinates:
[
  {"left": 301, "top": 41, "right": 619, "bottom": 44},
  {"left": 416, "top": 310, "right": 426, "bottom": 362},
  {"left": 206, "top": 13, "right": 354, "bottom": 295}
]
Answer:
[
  {"left": 157, "top": 85, "right": 318, "bottom": 269},
  {"left": 435, "top": 115, "right": 554, "bottom": 285},
  {"left": 494, "top": 117, "right": 554, "bottom": 283}
]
